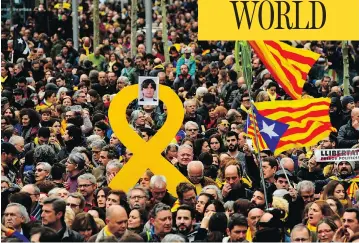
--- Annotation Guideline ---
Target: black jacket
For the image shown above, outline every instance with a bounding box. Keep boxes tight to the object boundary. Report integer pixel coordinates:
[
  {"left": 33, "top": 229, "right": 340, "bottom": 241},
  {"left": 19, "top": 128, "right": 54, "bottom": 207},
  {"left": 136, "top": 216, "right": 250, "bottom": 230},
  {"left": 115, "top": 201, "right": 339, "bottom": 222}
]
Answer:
[
  {"left": 58, "top": 225, "right": 84, "bottom": 242},
  {"left": 338, "top": 120, "right": 359, "bottom": 148}
]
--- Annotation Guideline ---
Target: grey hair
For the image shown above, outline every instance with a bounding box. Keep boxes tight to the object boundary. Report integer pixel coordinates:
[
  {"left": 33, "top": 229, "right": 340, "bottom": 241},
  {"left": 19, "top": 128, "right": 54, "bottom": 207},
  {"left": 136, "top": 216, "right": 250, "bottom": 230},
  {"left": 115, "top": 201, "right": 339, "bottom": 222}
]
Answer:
[
  {"left": 291, "top": 223, "right": 311, "bottom": 241},
  {"left": 33, "top": 145, "right": 56, "bottom": 164},
  {"left": 130, "top": 110, "right": 146, "bottom": 127},
  {"left": 150, "top": 202, "right": 171, "bottom": 219},
  {"left": 6, "top": 203, "right": 30, "bottom": 223},
  {"left": 187, "top": 161, "right": 204, "bottom": 172},
  {"left": 183, "top": 99, "right": 196, "bottom": 108},
  {"left": 184, "top": 121, "right": 199, "bottom": 130},
  {"left": 90, "top": 139, "right": 107, "bottom": 150},
  {"left": 150, "top": 175, "right": 167, "bottom": 189},
  {"left": 117, "top": 76, "right": 130, "bottom": 85},
  {"left": 36, "top": 162, "right": 52, "bottom": 172},
  {"left": 68, "top": 152, "right": 85, "bottom": 165},
  {"left": 48, "top": 188, "right": 61, "bottom": 197},
  {"left": 71, "top": 146, "right": 88, "bottom": 154},
  {"left": 297, "top": 180, "right": 315, "bottom": 194},
  {"left": 9, "top": 135, "right": 24, "bottom": 146},
  {"left": 106, "top": 160, "right": 123, "bottom": 171},
  {"left": 73, "top": 90, "right": 85, "bottom": 101},
  {"left": 127, "top": 186, "right": 150, "bottom": 201},
  {"left": 57, "top": 87, "right": 69, "bottom": 100},
  {"left": 224, "top": 200, "right": 234, "bottom": 211},
  {"left": 86, "top": 135, "right": 103, "bottom": 147},
  {"left": 25, "top": 184, "right": 40, "bottom": 194},
  {"left": 78, "top": 173, "right": 96, "bottom": 184},
  {"left": 89, "top": 70, "right": 99, "bottom": 81},
  {"left": 178, "top": 144, "right": 193, "bottom": 153},
  {"left": 161, "top": 234, "right": 186, "bottom": 242},
  {"left": 1, "top": 176, "right": 11, "bottom": 187},
  {"left": 201, "top": 185, "right": 223, "bottom": 202}
]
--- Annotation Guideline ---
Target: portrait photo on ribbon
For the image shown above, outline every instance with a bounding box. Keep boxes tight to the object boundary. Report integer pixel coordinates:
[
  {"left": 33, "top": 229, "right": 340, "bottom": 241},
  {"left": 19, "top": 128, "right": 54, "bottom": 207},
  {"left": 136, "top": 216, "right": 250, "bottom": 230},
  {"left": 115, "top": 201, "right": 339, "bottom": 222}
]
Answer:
[{"left": 138, "top": 76, "right": 159, "bottom": 106}]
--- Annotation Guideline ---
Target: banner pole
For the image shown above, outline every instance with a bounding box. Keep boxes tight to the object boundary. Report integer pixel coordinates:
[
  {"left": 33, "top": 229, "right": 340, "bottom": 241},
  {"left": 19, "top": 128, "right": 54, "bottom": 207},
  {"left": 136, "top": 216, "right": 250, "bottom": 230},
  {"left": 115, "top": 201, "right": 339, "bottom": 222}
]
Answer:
[{"left": 239, "top": 41, "right": 269, "bottom": 209}]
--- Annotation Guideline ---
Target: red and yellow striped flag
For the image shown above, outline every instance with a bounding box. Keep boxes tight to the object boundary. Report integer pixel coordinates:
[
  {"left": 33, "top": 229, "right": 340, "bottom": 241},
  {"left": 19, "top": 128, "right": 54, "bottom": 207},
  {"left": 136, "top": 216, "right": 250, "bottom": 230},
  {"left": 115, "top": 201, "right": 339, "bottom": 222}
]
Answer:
[
  {"left": 246, "top": 112, "right": 268, "bottom": 152},
  {"left": 248, "top": 41, "right": 320, "bottom": 100},
  {"left": 246, "top": 98, "right": 332, "bottom": 155}
]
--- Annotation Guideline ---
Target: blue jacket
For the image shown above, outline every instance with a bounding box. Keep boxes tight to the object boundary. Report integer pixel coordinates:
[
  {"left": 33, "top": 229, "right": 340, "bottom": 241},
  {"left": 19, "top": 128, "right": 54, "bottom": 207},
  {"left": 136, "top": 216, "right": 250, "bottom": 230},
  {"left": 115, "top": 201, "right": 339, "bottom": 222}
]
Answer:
[{"left": 176, "top": 55, "right": 196, "bottom": 77}]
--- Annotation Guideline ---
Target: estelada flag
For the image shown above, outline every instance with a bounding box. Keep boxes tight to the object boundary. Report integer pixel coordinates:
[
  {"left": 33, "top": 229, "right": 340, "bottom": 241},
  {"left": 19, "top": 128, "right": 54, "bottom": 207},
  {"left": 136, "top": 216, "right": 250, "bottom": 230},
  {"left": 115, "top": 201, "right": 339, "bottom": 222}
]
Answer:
[
  {"left": 248, "top": 41, "right": 320, "bottom": 100},
  {"left": 13, "top": 25, "right": 30, "bottom": 60},
  {"left": 245, "top": 98, "right": 332, "bottom": 155}
]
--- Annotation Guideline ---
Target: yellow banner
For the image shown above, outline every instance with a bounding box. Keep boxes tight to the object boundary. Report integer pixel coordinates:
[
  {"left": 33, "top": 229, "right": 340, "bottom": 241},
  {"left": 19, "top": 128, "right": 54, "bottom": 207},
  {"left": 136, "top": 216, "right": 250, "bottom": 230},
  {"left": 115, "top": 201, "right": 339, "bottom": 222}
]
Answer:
[{"left": 198, "top": 0, "right": 359, "bottom": 40}]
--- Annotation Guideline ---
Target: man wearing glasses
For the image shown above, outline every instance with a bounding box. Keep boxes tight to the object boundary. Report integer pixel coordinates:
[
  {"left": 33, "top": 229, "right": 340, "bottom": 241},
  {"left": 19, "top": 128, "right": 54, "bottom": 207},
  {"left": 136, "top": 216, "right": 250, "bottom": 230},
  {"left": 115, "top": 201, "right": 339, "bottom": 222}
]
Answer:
[
  {"left": 66, "top": 192, "right": 85, "bottom": 215},
  {"left": 184, "top": 121, "right": 200, "bottom": 140},
  {"left": 128, "top": 186, "right": 149, "bottom": 211},
  {"left": 77, "top": 173, "right": 97, "bottom": 211}
]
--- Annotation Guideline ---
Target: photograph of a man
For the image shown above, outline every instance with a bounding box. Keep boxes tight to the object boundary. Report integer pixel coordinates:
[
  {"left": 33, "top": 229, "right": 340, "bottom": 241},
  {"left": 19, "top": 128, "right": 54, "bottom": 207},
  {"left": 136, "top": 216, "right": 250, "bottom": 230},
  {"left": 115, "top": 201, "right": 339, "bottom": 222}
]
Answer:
[{"left": 138, "top": 77, "right": 159, "bottom": 105}]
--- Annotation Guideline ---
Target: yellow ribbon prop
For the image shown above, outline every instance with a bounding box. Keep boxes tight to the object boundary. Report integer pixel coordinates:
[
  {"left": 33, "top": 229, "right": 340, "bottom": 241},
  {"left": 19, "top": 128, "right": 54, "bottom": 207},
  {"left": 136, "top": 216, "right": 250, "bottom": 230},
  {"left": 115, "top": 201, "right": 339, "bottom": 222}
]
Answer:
[{"left": 108, "top": 84, "right": 190, "bottom": 196}]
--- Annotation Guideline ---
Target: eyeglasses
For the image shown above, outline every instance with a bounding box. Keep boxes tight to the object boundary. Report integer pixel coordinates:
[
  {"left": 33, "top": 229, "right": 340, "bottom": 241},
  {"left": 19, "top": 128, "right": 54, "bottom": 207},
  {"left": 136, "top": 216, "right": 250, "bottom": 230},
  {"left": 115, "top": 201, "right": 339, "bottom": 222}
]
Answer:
[
  {"left": 78, "top": 184, "right": 93, "bottom": 188},
  {"left": 242, "top": 99, "right": 250, "bottom": 102},
  {"left": 66, "top": 203, "right": 80, "bottom": 208},
  {"left": 186, "top": 128, "right": 198, "bottom": 132},
  {"left": 220, "top": 122, "right": 230, "bottom": 126},
  {"left": 92, "top": 150, "right": 101, "bottom": 154},
  {"left": 35, "top": 168, "right": 47, "bottom": 172},
  {"left": 292, "top": 238, "right": 309, "bottom": 242}
]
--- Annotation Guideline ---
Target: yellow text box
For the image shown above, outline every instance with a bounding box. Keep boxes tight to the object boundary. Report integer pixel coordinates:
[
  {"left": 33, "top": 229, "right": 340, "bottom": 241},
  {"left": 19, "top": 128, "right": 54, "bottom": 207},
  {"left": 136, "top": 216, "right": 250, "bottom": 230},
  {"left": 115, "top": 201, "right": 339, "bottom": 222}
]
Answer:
[{"left": 198, "top": 0, "right": 359, "bottom": 40}]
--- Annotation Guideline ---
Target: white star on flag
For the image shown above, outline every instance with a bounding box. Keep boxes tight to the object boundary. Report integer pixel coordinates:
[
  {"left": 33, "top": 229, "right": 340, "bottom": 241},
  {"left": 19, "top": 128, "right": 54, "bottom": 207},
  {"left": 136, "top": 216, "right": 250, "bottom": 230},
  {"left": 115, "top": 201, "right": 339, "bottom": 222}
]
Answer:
[
  {"left": 17, "top": 38, "right": 23, "bottom": 44},
  {"left": 260, "top": 121, "right": 279, "bottom": 139}
]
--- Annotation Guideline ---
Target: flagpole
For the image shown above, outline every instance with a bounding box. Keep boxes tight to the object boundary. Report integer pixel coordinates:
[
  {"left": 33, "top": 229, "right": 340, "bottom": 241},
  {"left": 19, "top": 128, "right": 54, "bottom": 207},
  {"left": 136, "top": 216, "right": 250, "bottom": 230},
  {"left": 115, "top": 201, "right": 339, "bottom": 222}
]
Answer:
[{"left": 239, "top": 41, "right": 269, "bottom": 209}]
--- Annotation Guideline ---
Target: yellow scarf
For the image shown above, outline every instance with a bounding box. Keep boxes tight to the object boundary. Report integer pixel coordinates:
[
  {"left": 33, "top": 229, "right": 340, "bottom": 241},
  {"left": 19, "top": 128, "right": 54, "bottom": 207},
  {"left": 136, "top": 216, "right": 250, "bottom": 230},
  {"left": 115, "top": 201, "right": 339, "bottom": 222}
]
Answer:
[
  {"left": 1, "top": 76, "right": 8, "bottom": 83},
  {"left": 246, "top": 228, "right": 252, "bottom": 242},
  {"left": 240, "top": 104, "right": 250, "bottom": 114},
  {"left": 267, "top": 90, "right": 277, "bottom": 101},
  {"left": 103, "top": 225, "right": 113, "bottom": 237},
  {"left": 307, "top": 223, "right": 317, "bottom": 232},
  {"left": 83, "top": 44, "right": 90, "bottom": 56}
]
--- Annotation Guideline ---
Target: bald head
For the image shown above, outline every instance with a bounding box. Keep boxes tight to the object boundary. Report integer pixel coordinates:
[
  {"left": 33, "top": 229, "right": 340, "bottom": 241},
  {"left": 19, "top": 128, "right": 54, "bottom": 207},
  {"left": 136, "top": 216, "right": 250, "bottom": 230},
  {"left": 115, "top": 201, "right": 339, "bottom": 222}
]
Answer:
[
  {"left": 248, "top": 208, "right": 264, "bottom": 232},
  {"left": 352, "top": 108, "right": 359, "bottom": 124},
  {"left": 281, "top": 158, "right": 294, "bottom": 173},
  {"left": 106, "top": 205, "right": 127, "bottom": 218},
  {"left": 188, "top": 161, "right": 204, "bottom": 172},
  {"left": 224, "top": 165, "right": 241, "bottom": 187}
]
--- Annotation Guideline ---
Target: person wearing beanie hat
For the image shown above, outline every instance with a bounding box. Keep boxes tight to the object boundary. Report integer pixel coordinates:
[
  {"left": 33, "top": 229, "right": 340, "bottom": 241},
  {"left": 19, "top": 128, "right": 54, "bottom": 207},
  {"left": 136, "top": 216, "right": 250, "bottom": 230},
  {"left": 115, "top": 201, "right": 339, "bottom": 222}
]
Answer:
[
  {"left": 334, "top": 160, "right": 355, "bottom": 178},
  {"left": 342, "top": 96, "right": 355, "bottom": 111},
  {"left": 341, "top": 95, "right": 355, "bottom": 124}
]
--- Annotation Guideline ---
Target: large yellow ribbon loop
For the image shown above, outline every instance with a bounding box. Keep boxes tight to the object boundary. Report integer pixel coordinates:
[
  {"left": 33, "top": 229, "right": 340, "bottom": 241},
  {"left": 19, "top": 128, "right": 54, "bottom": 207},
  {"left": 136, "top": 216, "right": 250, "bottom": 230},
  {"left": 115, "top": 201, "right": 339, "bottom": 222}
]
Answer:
[{"left": 108, "top": 84, "right": 190, "bottom": 196}]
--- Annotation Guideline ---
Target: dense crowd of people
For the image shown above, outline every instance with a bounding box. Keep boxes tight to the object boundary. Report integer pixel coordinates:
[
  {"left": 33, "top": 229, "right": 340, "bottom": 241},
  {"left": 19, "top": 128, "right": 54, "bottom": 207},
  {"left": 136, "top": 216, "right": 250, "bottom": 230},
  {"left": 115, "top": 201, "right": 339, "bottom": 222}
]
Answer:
[{"left": 1, "top": 0, "right": 359, "bottom": 242}]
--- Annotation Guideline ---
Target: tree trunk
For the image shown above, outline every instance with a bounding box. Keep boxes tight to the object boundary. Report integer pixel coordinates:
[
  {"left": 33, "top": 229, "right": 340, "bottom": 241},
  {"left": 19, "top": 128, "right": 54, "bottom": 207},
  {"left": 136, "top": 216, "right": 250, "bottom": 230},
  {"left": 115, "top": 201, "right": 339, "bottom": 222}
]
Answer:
[
  {"left": 93, "top": 0, "right": 100, "bottom": 48},
  {"left": 161, "top": 0, "right": 169, "bottom": 63},
  {"left": 130, "top": 0, "right": 138, "bottom": 58}
]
